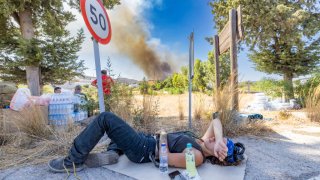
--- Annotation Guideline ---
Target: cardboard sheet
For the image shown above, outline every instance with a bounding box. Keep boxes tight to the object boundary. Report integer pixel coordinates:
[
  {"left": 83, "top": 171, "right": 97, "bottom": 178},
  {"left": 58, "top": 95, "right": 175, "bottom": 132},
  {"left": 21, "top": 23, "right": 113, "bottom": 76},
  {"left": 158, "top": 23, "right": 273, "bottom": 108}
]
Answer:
[{"left": 106, "top": 155, "right": 247, "bottom": 180}]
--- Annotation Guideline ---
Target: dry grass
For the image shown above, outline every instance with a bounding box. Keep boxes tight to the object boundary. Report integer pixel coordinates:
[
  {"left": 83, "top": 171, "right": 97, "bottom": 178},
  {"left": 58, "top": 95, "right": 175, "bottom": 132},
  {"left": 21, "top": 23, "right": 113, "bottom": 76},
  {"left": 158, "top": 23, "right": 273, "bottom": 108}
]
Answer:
[
  {"left": 0, "top": 106, "right": 84, "bottom": 170},
  {"left": 132, "top": 94, "right": 159, "bottom": 133},
  {"left": 212, "top": 79, "right": 273, "bottom": 137},
  {"left": 306, "top": 84, "right": 320, "bottom": 122},
  {"left": 278, "top": 110, "right": 292, "bottom": 120},
  {"left": 193, "top": 93, "right": 205, "bottom": 120},
  {"left": 178, "top": 95, "right": 184, "bottom": 120},
  {"left": 13, "top": 105, "right": 52, "bottom": 139}
]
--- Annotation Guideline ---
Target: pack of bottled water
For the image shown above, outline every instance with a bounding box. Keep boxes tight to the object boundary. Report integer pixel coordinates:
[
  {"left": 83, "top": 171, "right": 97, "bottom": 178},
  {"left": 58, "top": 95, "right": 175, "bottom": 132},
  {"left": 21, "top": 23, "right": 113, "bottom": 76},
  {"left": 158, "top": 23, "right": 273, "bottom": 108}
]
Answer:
[
  {"left": 73, "top": 111, "right": 88, "bottom": 122},
  {"left": 48, "top": 93, "right": 74, "bottom": 126}
]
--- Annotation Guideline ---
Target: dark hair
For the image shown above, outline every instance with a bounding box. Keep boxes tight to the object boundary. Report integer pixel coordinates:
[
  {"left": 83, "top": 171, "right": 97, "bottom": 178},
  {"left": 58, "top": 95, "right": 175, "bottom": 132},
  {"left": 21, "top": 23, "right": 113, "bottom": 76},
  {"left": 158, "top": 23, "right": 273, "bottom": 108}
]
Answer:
[
  {"left": 54, "top": 87, "right": 61, "bottom": 91},
  {"left": 101, "top": 70, "right": 107, "bottom": 75},
  {"left": 75, "top": 85, "right": 82, "bottom": 90}
]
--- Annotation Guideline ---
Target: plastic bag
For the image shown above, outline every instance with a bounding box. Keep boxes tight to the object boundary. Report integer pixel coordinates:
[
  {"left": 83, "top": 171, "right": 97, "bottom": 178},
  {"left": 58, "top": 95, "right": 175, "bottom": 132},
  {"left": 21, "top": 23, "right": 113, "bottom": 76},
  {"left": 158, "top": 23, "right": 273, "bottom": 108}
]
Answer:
[{"left": 10, "top": 88, "right": 32, "bottom": 111}]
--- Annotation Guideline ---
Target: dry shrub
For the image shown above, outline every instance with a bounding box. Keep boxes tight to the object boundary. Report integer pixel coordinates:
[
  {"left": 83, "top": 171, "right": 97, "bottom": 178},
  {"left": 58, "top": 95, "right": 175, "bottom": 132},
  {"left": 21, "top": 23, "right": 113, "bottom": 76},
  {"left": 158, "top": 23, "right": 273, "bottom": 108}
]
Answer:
[
  {"left": 132, "top": 94, "right": 159, "bottom": 133},
  {"left": 0, "top": 109, "right": 10, "bottom": 145},
  {"left": 0, "top": 122, "right": 83, "bottom": 170},
  {"left": 109, "top": 83, "right": 134, "bottom": 121},
  {"left": 278, "top": 110, "right": 292, "bottom": 120},
  {"left": 306, "top": 84, "right": 320, "bottom": 122},
  {"left": 193, "top": 93, "right": 205, "bottom": 120},
  {"left": 178, "top": 95, "right": 184, "bottom": 120},
  {"left": 213, "top": 78, "right": 272, "bottom": 137},
  {"left": 0, "top": 105, "right": 84, "bottom": 170},
  {"left": 12, "top": 105, "right": 52, "bottom": 139}
]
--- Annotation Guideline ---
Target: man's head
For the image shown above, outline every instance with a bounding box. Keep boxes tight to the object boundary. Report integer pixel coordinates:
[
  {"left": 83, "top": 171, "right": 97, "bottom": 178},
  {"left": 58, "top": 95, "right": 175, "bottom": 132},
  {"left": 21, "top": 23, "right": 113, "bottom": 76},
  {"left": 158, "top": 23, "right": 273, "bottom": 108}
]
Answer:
[
  {"left": 54, "top": 87, "right": 61, "bottom": 94},
  {"left": 101, "top": 70, "right": 107, "bottom": 75},
  {"left": 74, "top": 85, "right": 82, "bottom": 94}
]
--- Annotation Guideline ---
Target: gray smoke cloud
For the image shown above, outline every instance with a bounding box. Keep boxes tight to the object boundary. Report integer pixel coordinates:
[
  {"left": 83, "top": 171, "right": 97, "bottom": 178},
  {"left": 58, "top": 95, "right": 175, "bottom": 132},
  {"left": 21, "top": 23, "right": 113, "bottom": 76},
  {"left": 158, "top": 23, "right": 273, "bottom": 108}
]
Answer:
[{"left": 109, "top": 0, "right": 175, "bottom": 80}]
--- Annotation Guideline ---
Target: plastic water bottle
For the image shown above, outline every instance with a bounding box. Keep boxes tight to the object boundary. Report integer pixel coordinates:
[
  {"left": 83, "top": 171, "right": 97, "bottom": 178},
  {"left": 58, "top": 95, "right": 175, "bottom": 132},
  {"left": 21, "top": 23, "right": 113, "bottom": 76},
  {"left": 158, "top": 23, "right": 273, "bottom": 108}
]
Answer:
[
  {"left": 159, "top": 143, "right": 169, "bottom": 173},
  {"left": 185, "top": 143, "right": 196, "bottom": 179}
]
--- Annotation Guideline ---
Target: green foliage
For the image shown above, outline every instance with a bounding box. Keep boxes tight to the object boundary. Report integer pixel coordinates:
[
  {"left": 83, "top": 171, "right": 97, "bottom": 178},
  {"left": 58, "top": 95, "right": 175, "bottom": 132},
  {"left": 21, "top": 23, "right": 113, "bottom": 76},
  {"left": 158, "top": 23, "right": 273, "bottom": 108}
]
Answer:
[
  {"left": 251, "top": 78, "right": 284, "bottom": 98},
  {"left": 211, "top": 0, "right": 320, "bottom": 99},
  {"left": 295, "top": 73, "right": 320, "bottom": 107},
  {"left": 139, "top": 77, "right": 149, "bottom": 95},
  {"left": 207, "top": 51, "right": 231, "bottom": 89},
  {"left": 172, "top": 73, "right": 187, "bottom": 89},
  {"left": 42, "top": 85, "right": 53, "bottom": 94},
  {"left": 193, "top": 59, "right": 206, "bottom": 92},
  {"left": 107, "top": 83, "right": 133, "bottom": 119},
  {"left": 82, "top": 86, "right": 99, "bottom": 116}
]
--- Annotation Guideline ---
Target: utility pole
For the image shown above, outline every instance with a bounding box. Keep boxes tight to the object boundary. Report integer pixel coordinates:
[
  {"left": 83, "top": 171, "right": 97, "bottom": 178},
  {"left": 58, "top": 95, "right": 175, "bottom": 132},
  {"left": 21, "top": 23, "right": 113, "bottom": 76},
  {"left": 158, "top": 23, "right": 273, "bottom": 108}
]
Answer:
[{"left": 188, "top": 32, "right": 194, "bottom": 129}]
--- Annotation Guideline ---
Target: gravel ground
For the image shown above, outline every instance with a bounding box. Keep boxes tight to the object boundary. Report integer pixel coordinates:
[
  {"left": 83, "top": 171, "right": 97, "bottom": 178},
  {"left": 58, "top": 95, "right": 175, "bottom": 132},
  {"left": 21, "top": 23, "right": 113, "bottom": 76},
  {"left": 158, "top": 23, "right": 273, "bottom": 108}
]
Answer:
[{"left": 236, "top": 126, "right": 320, "bottom": 180}]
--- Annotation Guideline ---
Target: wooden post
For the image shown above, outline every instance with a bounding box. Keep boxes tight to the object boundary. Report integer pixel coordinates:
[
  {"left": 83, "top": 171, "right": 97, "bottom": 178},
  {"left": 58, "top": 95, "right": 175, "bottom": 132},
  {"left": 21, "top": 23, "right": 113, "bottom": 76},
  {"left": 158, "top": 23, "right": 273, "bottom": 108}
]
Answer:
[
  {"left": 214, "top": 35, "right": 220, "bottom": 90},
  {"left": 230, "top": 9, "right": 238, "bottom": 111},
  {"left": 214, "top": 35, "right": 220, "bottom": 110}
]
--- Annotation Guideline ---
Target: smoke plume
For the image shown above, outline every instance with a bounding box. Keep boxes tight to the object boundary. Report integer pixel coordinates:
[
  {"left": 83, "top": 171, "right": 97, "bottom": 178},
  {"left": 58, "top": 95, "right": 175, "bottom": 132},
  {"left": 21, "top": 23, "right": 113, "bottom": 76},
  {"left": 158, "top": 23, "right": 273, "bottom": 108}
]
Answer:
[{"left": 109, "top": 0, "right": 174, "bottom": 80}]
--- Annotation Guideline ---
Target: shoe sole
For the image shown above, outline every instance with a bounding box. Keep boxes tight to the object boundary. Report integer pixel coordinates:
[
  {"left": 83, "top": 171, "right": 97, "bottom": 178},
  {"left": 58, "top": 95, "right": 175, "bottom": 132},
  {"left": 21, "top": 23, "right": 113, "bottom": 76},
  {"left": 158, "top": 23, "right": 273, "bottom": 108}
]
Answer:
[
  {"left": 48, "top": 161, "right": 85, "bottom": 173},
  {"left": 85, "top": 152, "right": 119, "bottom": 168}
]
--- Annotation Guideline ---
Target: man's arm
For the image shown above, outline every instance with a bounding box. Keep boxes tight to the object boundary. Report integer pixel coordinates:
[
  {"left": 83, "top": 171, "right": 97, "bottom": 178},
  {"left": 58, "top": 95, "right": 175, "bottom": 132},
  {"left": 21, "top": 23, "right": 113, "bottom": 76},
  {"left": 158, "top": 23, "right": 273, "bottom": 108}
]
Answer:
[
  {"left": 167, "top": 148, "right": 203, "bottom": 168},
  {"left": 201, "top": 118, "right": 227, "bottom": 161}
]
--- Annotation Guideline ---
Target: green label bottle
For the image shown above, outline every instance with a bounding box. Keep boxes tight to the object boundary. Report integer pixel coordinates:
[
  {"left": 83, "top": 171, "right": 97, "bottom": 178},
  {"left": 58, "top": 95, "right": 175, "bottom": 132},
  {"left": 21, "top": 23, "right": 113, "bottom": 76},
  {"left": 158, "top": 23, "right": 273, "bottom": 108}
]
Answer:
[{"left": 185, "top": 143, "right": 196, "bottom": 178}]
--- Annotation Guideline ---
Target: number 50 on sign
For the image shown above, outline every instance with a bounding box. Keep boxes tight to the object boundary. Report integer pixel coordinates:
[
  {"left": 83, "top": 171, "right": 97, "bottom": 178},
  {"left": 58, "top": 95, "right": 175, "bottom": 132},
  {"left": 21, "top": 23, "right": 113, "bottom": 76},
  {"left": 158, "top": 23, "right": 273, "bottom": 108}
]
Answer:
[{"left": 80, "top": 0, "right": 112, "bottom": 44}]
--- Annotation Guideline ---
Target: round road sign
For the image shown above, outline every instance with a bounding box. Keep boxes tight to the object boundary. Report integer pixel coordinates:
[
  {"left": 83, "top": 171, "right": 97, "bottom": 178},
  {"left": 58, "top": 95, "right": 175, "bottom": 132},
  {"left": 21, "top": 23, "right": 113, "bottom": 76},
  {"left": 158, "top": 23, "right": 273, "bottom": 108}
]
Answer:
[{"left": 80, "top": 0, "right": 112, "bottom": 44}]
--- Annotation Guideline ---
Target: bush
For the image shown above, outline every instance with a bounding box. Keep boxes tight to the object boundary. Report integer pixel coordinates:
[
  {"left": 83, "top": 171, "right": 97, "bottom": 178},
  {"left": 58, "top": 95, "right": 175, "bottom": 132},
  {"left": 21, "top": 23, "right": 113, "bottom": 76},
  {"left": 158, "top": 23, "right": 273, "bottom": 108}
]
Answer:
[
  {"left": 132, "top": 94, "right": 159, "bottom": 133},
  {"left": 108, "top": 83, "right": 134, "bottom": 121},
  {"left": 295, "top": 73, "right": 320, "bottom": 107},
  {"left": 306, "top": 84, "right": 320, "bottom": 122}
]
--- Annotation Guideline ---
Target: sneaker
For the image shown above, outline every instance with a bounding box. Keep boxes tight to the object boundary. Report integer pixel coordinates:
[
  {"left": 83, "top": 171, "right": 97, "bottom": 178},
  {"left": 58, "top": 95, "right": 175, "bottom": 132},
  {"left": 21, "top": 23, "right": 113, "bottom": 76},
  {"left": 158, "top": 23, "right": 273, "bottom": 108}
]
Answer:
[
  {"left": 84, "top": 151, "right": 119, "bottom": 168},
  {"left": 48, "top": 157, "right": 85, "bottom": 173}
]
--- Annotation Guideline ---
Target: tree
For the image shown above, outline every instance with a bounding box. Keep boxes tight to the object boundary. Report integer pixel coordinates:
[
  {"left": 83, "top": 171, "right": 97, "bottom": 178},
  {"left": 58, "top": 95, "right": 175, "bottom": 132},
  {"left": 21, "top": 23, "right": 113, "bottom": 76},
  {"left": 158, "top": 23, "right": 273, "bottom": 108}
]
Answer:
[
  {"left": 172, "top": 73, "right": 187, "bottom": 90},
  {"left": 0, "top": 0, "right": 120, "bottom": 95},
  {"left": 206, "top": 51, "right": 230, "bottom": 89},
  {"left": 193, "top": 59, "right": 206, "bottom": 92},
  {"left": 211, "top": 0, "right": 320, "bottom": 100}
]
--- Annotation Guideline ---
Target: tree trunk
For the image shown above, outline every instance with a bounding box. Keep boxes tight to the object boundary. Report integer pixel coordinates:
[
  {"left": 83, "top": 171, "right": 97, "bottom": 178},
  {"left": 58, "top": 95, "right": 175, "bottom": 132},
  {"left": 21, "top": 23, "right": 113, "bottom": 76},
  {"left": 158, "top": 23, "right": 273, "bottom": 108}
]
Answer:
[
  {"left": 283, "top": 72, "right": 294, "bottom": 102},
  {"left": 19, "top": 8, "right": 41, "bottom": 96}
]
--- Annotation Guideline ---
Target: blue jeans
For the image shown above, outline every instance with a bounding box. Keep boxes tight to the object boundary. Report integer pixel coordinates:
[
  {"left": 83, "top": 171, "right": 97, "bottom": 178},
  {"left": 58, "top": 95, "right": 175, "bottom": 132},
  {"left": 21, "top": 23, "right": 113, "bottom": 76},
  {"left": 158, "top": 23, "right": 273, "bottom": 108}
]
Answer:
[{"left": 65, "top": 112, "right": 156, "bottom": 165}]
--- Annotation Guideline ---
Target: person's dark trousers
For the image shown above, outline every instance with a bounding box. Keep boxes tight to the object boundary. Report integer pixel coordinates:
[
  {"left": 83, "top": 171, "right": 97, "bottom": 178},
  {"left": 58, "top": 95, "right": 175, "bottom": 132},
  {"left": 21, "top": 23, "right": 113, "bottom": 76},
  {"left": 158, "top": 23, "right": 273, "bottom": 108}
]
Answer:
[{"left": 64, "top": 112, "right": 156, "bottom": 166}]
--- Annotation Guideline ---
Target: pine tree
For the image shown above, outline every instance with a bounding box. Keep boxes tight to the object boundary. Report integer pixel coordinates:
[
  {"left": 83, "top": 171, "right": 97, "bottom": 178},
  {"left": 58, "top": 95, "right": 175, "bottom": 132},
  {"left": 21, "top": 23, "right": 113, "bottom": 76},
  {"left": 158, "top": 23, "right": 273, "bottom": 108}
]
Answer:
[
  {"left": 0, "top": 0, "right": 120, "bottom": 95},
  {"left": 211, "top": 0, "right": 320, "bottom": 100}
]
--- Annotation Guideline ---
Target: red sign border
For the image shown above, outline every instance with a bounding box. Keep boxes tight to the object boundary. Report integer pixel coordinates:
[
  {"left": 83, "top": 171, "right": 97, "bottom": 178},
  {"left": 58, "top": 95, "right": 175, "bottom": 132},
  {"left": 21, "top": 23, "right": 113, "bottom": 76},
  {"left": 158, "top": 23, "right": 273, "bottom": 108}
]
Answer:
[{"left": 80, "top": 0, "right": 112, "bottom": 44}]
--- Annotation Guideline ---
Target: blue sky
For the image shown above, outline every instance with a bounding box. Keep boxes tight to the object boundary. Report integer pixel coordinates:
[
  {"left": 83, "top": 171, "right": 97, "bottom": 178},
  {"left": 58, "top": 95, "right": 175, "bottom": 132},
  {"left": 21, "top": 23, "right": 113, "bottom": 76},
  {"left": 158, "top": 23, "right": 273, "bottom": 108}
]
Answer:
[{"left": 74, "top": 0, "right": 281, "bottom": 81}]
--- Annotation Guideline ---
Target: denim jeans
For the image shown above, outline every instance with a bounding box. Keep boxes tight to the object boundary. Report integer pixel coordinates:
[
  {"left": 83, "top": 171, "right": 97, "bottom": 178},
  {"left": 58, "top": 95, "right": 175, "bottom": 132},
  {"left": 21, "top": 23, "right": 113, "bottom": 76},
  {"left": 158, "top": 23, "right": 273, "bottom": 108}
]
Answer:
[{"left": 65, "top": 112, "right": 156, "bottom": 165}]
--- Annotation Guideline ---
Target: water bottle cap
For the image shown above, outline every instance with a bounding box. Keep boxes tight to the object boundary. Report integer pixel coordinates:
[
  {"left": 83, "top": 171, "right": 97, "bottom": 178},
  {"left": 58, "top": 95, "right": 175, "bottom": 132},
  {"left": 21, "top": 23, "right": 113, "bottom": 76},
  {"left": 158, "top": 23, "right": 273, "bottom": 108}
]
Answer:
[
  {"left": 161, "top": 143, "right": 166, "bottom": 146},
  {"left": 187, "top": 143, "right": 192, "bottom": 148}
]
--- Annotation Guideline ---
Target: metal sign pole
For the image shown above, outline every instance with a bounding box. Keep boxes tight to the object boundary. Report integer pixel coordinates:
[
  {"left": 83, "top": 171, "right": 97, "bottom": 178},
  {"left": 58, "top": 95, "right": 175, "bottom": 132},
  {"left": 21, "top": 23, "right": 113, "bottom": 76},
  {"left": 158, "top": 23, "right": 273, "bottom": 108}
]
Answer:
[
  {"left": 92, "top": 38, "right": 105, "bottom": 113},
  {"left": 188, "top": 32, "right": 194, "bottom": 130}
]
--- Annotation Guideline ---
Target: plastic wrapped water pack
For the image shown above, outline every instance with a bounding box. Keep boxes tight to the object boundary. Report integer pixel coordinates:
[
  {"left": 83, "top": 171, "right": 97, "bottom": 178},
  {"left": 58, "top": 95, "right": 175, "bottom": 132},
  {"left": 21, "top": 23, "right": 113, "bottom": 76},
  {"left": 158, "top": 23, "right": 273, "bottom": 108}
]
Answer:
[
  {"left": 48, "top": 93, "right": 74, "bottom": 126},
  {"left": 243, "top": 93, "right": 272, "bottom": 112}
]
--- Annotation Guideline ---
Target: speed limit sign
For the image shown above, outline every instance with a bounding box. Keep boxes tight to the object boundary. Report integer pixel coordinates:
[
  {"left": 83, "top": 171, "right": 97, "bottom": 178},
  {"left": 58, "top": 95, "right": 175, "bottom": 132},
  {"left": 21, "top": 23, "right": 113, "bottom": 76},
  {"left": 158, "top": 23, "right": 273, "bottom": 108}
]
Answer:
[{"left": 80, "top": 0, "right": 112, "bottom": 44}]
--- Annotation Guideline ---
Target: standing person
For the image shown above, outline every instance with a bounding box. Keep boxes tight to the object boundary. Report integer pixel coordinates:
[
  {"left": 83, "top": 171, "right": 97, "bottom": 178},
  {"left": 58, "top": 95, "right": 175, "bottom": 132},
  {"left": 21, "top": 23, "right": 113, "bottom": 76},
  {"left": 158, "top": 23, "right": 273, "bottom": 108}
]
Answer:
[
  {"left": 48, "top": 112, "right": 245, "bottom": 173},
  {"left": 74, "top": 85, "right": 88, "bottom": 102},
  {"left": 91, "top": 70, "right": 114, "bottom": 95},
  {"left": 73, "top": 85, "right": 88, "bottom": 113},
  {"left": 54, "top": 87, "right": 62, "bottom": 94},
  {"left": 91, "top": 70, "right": 114, "bottom": 111}
]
